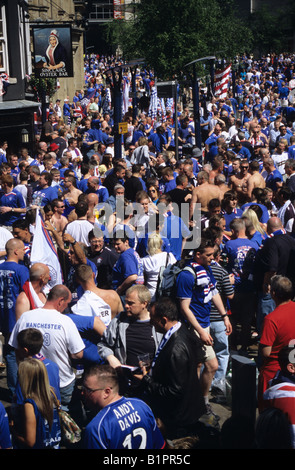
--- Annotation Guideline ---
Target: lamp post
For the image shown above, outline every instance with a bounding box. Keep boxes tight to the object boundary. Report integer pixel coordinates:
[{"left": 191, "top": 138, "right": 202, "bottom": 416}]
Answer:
[
  {"left": 21, "top": 128, "right": 29, "bottom": 144},
  {"left": 184, "top": 56, "right": 215, "bottom": 151},
  {"left": 106, "top": 59, "right": 146, "bottom": 160}
]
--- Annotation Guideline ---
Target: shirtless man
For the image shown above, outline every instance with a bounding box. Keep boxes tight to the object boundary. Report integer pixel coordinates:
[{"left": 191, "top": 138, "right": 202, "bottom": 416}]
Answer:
[
  {"left": 86, "top": 192, "right": 99, "bottom": 224},
  {"left": 73, "top": 263, "right": 123, "bottom": 320},
  {"left": 214, "top": 173, "right": 228, "bottom": 197},
  {"left": 245, "top": 160, "right": 266, "bottom": 201},
  {"left": 229, "top": 159, "right": 251, "bottom": 205},
  {"left": 62, "top": 175, "right": 82, "bottom": 206},
  {"left": 15, "top": 263, "right": 50, "bottom": 320},
  {"left": 208, "top": 156, "right": 224, "bottom": 185},
  {"left": 189, "top": 170, "right": 221, "bottom": 218},
  {"left": 50, "top": 199, "right": 68, "bottom": 234}
]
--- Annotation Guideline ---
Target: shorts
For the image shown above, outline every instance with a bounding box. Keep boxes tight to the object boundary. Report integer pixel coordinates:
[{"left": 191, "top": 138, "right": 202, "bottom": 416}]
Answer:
[{"left": 193, "top": 326, "right": 216, "bottom": 362}]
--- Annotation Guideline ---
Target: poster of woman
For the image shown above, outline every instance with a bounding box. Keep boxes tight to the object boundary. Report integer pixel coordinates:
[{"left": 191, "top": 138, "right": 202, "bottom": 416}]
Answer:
[{"left": 32, "top": 25, "right": 73, "bottom": 78}]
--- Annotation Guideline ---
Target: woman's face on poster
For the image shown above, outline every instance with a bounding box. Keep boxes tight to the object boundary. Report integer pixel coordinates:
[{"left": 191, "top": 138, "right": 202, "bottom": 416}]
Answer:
[{"left": 49, "top": 35, "right": 57, "bottom": 47}]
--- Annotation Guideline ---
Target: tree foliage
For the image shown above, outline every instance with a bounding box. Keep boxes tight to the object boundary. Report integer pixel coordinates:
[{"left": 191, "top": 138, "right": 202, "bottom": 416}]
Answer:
[
  {"left": 106, "top": 0, "right": 253, "bottom": 79},
  {"left": 248, "top": 6, "right": 290, "bottom": 55}
]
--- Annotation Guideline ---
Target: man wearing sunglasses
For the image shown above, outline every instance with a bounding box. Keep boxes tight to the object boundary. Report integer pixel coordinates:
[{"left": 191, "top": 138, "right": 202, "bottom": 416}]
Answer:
[{"left": 81, "top": 364, "right": 166, "bottom": 450}]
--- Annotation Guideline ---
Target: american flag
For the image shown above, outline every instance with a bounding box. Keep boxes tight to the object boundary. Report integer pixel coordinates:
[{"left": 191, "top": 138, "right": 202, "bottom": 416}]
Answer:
[{"left": 214, "top": 64, "right": 231, "bottom": 100}]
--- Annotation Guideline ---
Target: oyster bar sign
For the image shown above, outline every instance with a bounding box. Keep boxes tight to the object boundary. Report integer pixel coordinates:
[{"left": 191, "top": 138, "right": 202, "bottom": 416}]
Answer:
[{"left": 32, "top": 25, "right": 73, "bottom": 78}]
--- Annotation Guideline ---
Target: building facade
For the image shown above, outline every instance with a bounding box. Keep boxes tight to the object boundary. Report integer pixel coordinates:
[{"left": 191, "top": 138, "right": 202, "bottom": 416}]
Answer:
[
  {"left": 27, "top": 0, "right": 86, "bottom": 106},
  {"left": 0, "top": 0, "right": 39, "bottom": 154}
]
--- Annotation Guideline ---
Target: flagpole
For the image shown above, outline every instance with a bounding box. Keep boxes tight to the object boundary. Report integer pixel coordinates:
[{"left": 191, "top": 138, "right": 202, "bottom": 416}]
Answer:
[{"left": 184, "top": 56, "right": 215, "bottom": 157}]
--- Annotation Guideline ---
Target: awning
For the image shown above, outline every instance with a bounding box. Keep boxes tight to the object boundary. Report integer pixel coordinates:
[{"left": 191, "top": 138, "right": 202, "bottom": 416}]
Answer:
[{"left": 0, "top": 99, "right": 40, "bottom": 112}]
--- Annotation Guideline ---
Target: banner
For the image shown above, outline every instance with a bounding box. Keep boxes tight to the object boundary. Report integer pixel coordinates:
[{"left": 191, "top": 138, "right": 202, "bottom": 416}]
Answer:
[
  {"left": 30, "top": 210, "right": 63, "bottom": 288},
  {"left": 214, "top": 64, "right": 231, "bottom": 100},
  {"left": 114, "top": 0, "right": 124, "bottom": 19},
  {"left": 32, "top": 25, "right": 73, "bottom": 78}
]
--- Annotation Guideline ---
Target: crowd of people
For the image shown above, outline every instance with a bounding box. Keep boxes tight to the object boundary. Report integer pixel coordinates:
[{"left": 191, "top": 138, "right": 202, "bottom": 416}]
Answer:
[{"left": 1, "top": 52, "right": 295, "bottom": 450}]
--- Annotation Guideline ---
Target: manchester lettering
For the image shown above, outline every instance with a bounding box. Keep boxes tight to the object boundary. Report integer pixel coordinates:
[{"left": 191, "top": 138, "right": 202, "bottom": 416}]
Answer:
[{"left": 25, "top": 322, "right": 62, "bottom": 330}]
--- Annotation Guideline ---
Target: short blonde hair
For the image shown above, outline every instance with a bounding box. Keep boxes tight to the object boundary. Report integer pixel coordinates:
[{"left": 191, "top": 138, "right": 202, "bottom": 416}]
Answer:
[
  {"left": 126, "top": 285, "right": 151, "bottom": 305},
  {"left": 147, "top": 231, "right": 163, "bottom": 256}
]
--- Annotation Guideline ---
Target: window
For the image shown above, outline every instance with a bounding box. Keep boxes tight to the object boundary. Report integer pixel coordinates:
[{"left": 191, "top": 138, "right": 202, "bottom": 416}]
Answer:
[{"left": 0, "top": 5, "right": 8, "bottom": 73}]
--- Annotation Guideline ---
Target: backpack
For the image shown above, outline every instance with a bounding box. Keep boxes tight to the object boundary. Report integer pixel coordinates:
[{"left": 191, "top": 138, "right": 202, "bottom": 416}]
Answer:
[{"left": 156, "top": 255, "right": 196, "bottom": 300}]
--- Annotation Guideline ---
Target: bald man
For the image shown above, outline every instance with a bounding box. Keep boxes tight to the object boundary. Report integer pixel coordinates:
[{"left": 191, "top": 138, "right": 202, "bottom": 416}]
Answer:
[
  {"left": 9, "top": 284, "right": 85, "bottom": 410},
  {"left": 15, "top": 263, "right": 50, "bottom": 320},
  {"left": 0, "top": 238, "right": 29, "bottom": 397},
  {"left": 86, "top": 176, "right": 109, "bottom": 203},
  {"left": 86, "top": 192, "right": 99, "bottom": 224}
]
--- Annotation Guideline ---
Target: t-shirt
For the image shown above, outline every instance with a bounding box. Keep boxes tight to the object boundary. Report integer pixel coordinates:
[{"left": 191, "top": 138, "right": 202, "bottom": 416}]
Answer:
[
  {"left": 223, "top": 237, "right": 258, "bottom": 289},
  {"left": 0, "top": 227, "right": 13, "bottom": 263},
  {"left": 161, "top": 213, "right": 191, "bottom": 261},
  {"left": 142, "top": 251, "right": 177, "bottom": 301},
  {"left": 0, "top": 402, "right": 12, "bottom": 449},
  {"left": 0, "top": 190, "right": 26, "bottom": 226},
  {"left": 71, "top": 290, "right": 112, "bottom": 326},
  {"left": 265, "top": 169, "right": 283, "bottom": 192},
  {"left": 176, "top": 262, "right": 218, "bottom": 328},
  {"left": 210, "top": 261, "right": 234, "bottom": 322},
  {"left": 32, "top": 185, "right": 59, "bottom": 206},
  {"left": 125, "top": 320, "right": 156, "bottom": 367},
  {"left": 87, "top": 246, "right": 119, "bottom": 289},
  {"left": 85, "top": 185, "right": 109, "bottom": 203},
  {"left": 0, "top": 261, "right": 29, "bottom": 335},
  {"left": 221, "top": 208, "right": 243, "bottom": 231},
  {"left": 65, "top": 219, "right": 94, "bottom": 246},
  {"left": 15, "top": 353, "right": 61, "bottom": 404},
  {"left": 67, "top": 313, "right": 104, "bottom": 364},
  {"left": 112, "top": 248, "right": 140, "bottom": 291},
  {"left": 9, "top": 308, "right": 85, "bottom": 388},
  {"left": 241, "top": 202, "right": 270, "bottom": 224},
  {"left": 83, "top": 396, "right": 165, "bottom": 449},
  {"left": 167, "top": 187, "right": 190, "bottom": 209},
  {"left": 260, "top": 301, "right": 295, "bottom": 370}
]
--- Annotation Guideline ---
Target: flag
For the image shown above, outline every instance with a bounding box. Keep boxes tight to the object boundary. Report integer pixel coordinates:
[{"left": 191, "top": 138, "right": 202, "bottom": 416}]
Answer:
[
  {"left": 122, "top": 76, "right": 130, "bottom": 116},
  {"left": 104, "top": 87, "right": 112, "bottom": 111},
  {"left": 148, "top": 86, "right": 158, "bottom": 119},
  {"left": 113, "top": 0, "right": 123, "bottom": 19},
  {"left": 0, "top": 73, "right": 9, "bottom": 96},
  {"left": 30, "top": 210, "right": 63, "bottom": 288},
  {"left": 214, "top": 64, "right": 231, "bottom": 100}
]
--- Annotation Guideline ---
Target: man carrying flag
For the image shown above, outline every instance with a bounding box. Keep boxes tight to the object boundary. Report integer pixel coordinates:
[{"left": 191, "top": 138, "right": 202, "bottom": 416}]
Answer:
[{"left": 30, "top": 209, "right": 63, "bottom": 290}]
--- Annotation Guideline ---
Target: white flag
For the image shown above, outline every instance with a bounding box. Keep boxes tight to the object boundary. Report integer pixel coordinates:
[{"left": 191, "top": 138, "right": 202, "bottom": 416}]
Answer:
[{"left": 30, "top": 210, "right": 63, "bottom": 288}]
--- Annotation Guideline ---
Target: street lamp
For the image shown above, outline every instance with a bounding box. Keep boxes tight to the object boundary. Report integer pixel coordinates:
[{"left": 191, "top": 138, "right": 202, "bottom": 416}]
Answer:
[
  {"left": 184, "top": 56, "right": 215, "bottom": 151},
  {"left": 21, "top": 128, "right": 29, "bottom": 144},
  {"left": 105, "top": 58, "right": 146, "bottom": 160}
]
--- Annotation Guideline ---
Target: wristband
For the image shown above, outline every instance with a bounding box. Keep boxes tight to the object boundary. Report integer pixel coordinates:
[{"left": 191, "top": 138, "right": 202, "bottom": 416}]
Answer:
[
  {"left": 221, "top": 314, "right": 228, "bottom": 318},
  {"left": 71, "top": 240, "right": 77, "bottom": 246}
]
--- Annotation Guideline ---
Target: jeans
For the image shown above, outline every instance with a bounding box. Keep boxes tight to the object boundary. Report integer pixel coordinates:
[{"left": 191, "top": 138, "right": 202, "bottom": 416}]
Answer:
[
  {"left": 60, "top": 379, "right": 76, "bottom": 412},
  {"left": 229, "top": 290, "right": 257, "bottom": 350},
  {"left": 210, "top": 321, "right": 230, "bottom": 382},
  {"left": 4, "top": 344, "right": 18, "bottom": 398},
  {"left": 256, "top": 292, "right": 275, "bottom": 337},
  {"left": 60, "top": 379, "right": 86, "bottom": 428}
]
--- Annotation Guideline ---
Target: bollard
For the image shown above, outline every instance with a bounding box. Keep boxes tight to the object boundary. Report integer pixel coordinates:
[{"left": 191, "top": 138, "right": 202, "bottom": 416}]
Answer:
[{"left": 231, "top": 354, "right": 257, "bottom": 427}]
